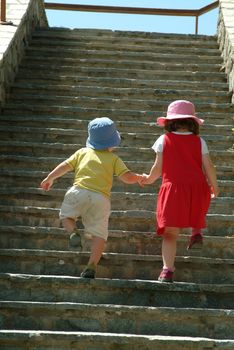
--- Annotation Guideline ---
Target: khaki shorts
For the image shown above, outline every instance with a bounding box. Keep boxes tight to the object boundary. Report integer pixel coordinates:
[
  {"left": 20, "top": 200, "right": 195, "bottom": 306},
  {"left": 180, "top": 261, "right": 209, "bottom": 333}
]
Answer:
[{"left": 59, "top": 186, "right": 110, "bottom": 241}]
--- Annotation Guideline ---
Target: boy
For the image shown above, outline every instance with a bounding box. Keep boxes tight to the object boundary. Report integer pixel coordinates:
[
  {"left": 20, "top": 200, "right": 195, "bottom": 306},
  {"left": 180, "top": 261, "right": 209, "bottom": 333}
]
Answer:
[{"left": 41, "top": 117, "right": 142, "bottom": 278}]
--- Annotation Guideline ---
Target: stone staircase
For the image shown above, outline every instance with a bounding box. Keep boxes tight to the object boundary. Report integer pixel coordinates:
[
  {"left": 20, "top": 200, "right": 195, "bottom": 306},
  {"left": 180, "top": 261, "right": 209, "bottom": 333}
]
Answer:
[{"left": 0, "top": 28, "right": 234, "bottom": 349}]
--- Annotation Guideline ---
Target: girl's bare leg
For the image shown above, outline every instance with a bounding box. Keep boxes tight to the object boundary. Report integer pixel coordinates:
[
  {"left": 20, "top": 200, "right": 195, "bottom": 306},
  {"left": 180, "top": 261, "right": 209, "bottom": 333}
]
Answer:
[{"left": 162, "top": 227, "right": 180, "bottom": 271}]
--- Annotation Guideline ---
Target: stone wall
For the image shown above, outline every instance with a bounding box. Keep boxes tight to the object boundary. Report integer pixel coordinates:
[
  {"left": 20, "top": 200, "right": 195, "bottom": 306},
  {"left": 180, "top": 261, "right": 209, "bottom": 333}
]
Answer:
[
  {"left": 217, "top": 0, "right": 234, "bottom": 104},
  {"left": 0, "top": 0, "right": 48, "bottom": 110}
]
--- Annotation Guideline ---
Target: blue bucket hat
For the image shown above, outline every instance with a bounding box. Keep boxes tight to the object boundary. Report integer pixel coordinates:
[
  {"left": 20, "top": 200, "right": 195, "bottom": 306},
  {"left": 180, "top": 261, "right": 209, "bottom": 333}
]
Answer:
[{"left": 86, "top": 117, "right": 121, "bottom": 150}]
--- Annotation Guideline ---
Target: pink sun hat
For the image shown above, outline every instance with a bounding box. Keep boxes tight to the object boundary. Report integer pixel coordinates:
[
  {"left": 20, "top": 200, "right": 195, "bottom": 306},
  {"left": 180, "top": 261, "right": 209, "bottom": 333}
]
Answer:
[{"left": 157, "top": 100, "right": 204, "bottom": 126}]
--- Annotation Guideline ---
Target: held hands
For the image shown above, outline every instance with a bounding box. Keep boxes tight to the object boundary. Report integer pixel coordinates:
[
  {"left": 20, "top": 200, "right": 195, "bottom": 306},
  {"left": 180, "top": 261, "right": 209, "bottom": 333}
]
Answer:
[
  {"left": 137, "top": 173, "right": 151, "bottom": 187},
  {"left": 40, "top": 177, "right": 54, "bottom": 191}
]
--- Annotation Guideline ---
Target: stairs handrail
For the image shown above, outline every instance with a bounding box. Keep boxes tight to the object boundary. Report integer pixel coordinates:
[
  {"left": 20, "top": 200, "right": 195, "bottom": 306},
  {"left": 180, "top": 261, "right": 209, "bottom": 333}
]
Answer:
[{"left": 44, "top": 1, "right": 219, "bottom": 34}]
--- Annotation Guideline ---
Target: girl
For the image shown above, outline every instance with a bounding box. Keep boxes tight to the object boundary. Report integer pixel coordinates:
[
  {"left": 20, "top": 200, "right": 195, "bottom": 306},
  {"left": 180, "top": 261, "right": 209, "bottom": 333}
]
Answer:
[{"left": 141, "top": 100, "right": 220, "bottom": 282}]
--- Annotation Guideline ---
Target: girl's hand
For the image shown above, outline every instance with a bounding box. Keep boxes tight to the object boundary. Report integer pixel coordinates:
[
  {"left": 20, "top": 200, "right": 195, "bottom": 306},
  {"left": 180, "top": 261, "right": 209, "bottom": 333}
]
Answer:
[
  {"left": 138, "top": 173, "right": 149, "bottom": 187},
  {"left": 211, "top": 186, "right": 220, "bottom": 198},
  {"left": 40, "top": 178, "right": 53, "bottom": 191}
]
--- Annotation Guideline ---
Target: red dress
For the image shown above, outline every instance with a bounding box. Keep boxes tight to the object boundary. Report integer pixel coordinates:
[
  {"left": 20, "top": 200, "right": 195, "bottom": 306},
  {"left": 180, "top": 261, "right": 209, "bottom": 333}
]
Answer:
[{"left": 156, "top": 132, "right": 211, "bottom": 235}]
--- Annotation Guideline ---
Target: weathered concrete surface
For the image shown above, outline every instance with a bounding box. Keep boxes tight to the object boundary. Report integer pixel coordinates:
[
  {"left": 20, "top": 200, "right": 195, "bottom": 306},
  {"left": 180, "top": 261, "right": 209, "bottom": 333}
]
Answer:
[
  {"left": 0, "top": 273, "right": 233, "bottom": 309},
  {"left": 0, "top": 249, "right": 234, "bottom": 284},
  {"left": 0, "top": 330, "right": 233, "bottom": 350}
]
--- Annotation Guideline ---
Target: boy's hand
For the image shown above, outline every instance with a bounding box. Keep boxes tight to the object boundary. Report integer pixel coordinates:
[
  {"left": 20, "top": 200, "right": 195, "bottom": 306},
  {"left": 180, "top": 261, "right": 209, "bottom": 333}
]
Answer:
[{"left": 40, "top": 178, "right": 53, "bottom": 191}]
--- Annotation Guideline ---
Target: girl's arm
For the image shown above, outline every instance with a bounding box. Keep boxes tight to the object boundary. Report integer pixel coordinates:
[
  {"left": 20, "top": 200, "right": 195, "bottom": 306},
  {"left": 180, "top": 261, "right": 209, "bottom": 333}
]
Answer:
[
  {"left": 141, "top": 152, "right": 162, "bottom": 185},
  {"left": 40, "top": 161, "right": 73, "bottom": 191},
  {"left": 202, "top": 154, "right": 220, "bottom": 198}
]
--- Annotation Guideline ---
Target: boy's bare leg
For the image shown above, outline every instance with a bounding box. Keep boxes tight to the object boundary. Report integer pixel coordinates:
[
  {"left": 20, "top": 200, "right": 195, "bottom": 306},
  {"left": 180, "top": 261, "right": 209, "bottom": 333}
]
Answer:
[
  {"left": 88, "top": 236, "right": 106, "bottom": 266},
  {"left": 162, "top": 227, "right": 180, "bottom": 271},
  {"left": 62, "top": 217, "right": 76, "bottom": 233},
  {"left": 80, "top": 236, "right": 106, "bottom": 278},
  {"left": 62, "top": 217, "right": 82, "bottom": 249}
]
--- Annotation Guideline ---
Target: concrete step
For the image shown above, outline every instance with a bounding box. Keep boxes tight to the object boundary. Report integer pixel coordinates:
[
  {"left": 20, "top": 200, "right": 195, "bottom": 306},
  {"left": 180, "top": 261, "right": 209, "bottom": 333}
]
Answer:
[
  {"left": 1, "top": 115, "right": 232, "bottom": 138},
  {"left": 0, "top": 248, "right": 234, "bottom": 283},
  {"left": 17, "top": 64, "right": 228, "bottom": 83},
  {"left": 0, "top": 273, "right": 233, "bottom": 309},
  {"left": 0, "top": 188, "right": 233, "bottom": 215},
  {"left": 30, "top": 33, "right": 221, "bottom": 55},
  {"left": 0, "top": 330, "right": 233, "bottom": 350},
  {"left": 21, "top": 56, "right": 223, "bottom": 74},
  {"left": 0, "top": 115, "right": 232, "bottom": 135},
  {"left": 8, "top": 90, "right": 232, "bottom": 112},
  {"left": 3, "top": 104, "right": 233, "bottom": 124},
  {"left": 30, "top": 37, "right": 221, "bottom": 58},
  {"left": 31, "top": 35, "right": 221, "bottom": 54},
  {"left": 33, "top": 28, "right": 220, "bottom": 48},
  {"left": 0, "top": 300, "right": 234, "bottom": 339},
  {"left": 11, "top": 82, "right": 231, "bottom": 103},
  {"left": 0, "top": 205, "right": 233, "bottom": 235},
  {"left": 14, "top": 73, "right": 229, "bottom": 92},
  {"left": 0, "top": 130, "right": 232, "bottom": 150},
  {"left": 0, "top": 225, "right": 234, "bottom": 258},
  {"left": 27, "top": 44, "right": 223, "bottom": 64},
  {"left": 34, "top": 27, "right": 217, "bottom": 39}
]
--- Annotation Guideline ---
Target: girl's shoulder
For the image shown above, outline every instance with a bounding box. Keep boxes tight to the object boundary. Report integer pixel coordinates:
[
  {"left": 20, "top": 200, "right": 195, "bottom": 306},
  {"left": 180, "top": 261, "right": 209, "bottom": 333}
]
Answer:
[{"left": 152, "top": 134, "right": 165, "bottom": 153}]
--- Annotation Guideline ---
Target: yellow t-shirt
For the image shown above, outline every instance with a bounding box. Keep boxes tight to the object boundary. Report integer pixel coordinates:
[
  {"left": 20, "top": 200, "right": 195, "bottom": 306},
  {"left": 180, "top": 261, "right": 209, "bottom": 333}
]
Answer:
[{"left": 65, "top": 147, "right": 130, "bottom": 197}]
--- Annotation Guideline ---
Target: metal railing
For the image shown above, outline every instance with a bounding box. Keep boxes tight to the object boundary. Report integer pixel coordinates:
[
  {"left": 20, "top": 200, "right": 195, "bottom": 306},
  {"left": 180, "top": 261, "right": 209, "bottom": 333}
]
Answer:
[
  {"left": 1, "top": 0, "right": 219, "bottom": 33},
  {"left": 44, "top": 1, "right": 219, "bottom": 34}
]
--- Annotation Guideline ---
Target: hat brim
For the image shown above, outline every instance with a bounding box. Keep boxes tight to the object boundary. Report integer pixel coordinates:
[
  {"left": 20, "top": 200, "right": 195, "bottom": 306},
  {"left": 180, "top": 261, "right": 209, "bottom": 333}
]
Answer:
[
  {"left": 157, "top": 114, "right": 204, "bottom": 126},
  {"left": 86, "top": 131, "right": 121, "bottom": 150}
]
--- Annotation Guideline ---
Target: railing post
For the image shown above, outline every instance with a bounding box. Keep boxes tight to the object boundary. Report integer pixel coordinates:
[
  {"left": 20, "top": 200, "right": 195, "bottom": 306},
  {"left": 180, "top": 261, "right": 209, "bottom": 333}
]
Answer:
[
  {"left": 1, "top": 0, "right": 6, "bottom": 22},
  {"left": 195, "top": 15, "right": 199, "bottom": 34},
  {"left": 1, "top": 0, "right": 13, "bottom": 25}
]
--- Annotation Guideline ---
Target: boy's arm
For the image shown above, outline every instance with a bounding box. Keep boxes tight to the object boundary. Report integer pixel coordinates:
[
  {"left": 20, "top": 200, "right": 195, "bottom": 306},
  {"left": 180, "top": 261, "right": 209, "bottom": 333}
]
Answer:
[
  {"left": 202, "top": 154, "right": 220, "bottom": 198},
  {"left": 119, "top": 171, "right": 142, "bottom": 184},
  {"left": 40, "top": 161, "right": 73, "bottom": 191},
  {"left": 141, "top": 152, "right": 162, "bottom": 185}
]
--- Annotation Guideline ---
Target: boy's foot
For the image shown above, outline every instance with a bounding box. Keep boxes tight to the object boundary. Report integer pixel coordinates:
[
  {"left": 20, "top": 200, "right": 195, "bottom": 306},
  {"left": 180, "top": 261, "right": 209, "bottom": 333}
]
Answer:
[
  {"left": 80, "top": 266, "right": 96, "bottom": 279},
  {"left": 69, "top": 231, "right": 82, "bottom": 250},
  {"left": 158, "top": 268, "right": 174, "bottom": 283},
  {"left": 187, "top": 233, "right": 203, "bottom": 250}
]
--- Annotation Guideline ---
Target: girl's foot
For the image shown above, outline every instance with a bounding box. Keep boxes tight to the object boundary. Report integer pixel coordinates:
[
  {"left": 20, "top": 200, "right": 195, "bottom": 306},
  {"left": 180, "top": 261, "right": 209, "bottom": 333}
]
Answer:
[
  {"left": 187, "top": 233, "right": 203, "bottom": 250},
  {"left": 158, "top": 268, "right": 174, "bottom": 283}
]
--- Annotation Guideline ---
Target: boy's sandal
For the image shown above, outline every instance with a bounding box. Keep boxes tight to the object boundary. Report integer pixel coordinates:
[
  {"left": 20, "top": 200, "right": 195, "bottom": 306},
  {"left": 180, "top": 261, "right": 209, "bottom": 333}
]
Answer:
[
  {"left": 69, "top": 231, "right": 83, "bottom": 250},
  {"left": 80, "top": 267, "right": 96, "bottom": 279}
]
